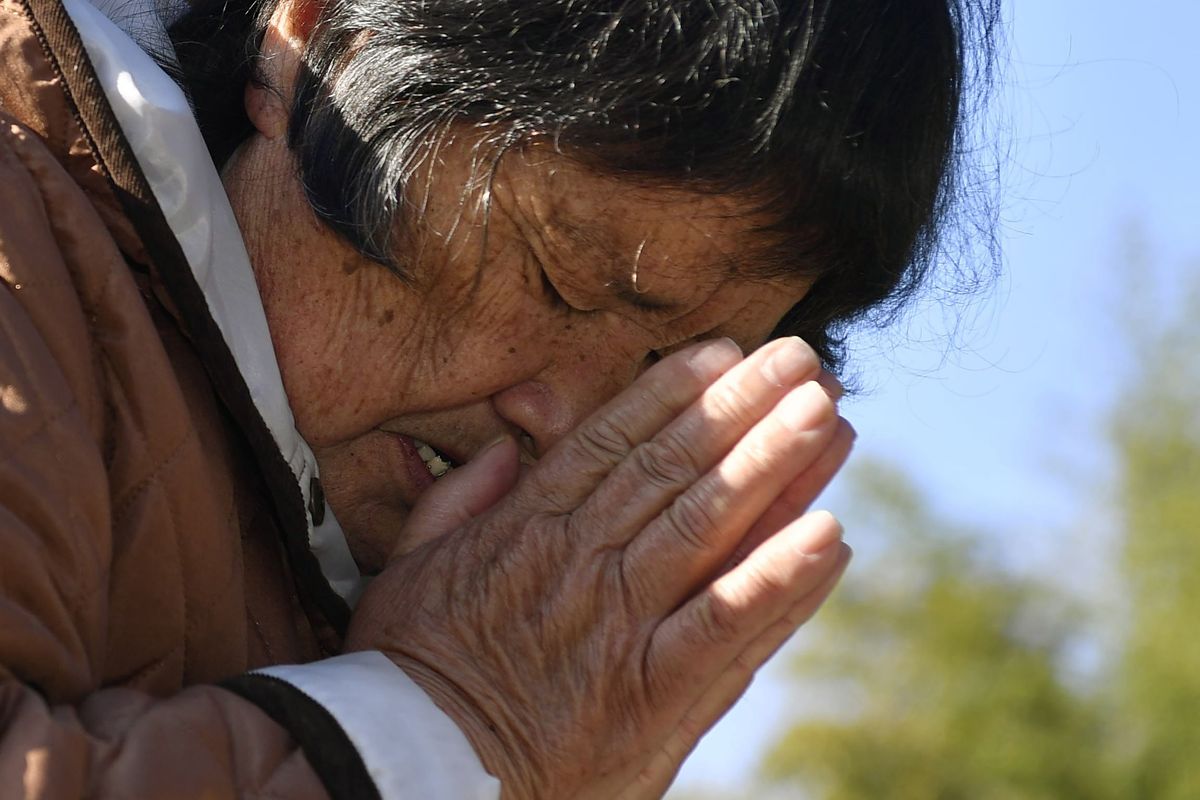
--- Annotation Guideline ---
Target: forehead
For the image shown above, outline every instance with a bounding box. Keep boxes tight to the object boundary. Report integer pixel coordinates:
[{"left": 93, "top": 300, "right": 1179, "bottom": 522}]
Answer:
[
  {"left": 498, "top": 144, "right": 784, "bottom": 280},
  {"left": 482, "top": 146, "right": 810, "bottom": 346}
]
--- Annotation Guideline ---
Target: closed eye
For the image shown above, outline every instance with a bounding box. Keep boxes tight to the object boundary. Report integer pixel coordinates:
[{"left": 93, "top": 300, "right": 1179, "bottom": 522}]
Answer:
[
  {"left": 539, "top": 263, "right": 571, "bottom": 310},
  {"left": 526, "top": 245, "right": 599, "bottom": 313}
]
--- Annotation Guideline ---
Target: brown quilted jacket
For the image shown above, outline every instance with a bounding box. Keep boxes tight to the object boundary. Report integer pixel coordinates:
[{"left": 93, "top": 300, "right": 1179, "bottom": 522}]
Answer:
[{"left": 0, "top": 0, "right": 372, "bottom": 795}]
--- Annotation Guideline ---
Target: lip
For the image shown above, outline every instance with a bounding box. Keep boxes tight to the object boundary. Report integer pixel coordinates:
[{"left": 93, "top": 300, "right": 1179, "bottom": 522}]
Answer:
[{"left": 380, "top": 431, "right": 436, "bottom": 494}]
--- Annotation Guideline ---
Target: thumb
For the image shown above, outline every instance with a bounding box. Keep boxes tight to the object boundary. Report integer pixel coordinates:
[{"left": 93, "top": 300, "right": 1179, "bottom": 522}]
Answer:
[{"left": 391, "top": 436, "right": 521, "bottom": 558}]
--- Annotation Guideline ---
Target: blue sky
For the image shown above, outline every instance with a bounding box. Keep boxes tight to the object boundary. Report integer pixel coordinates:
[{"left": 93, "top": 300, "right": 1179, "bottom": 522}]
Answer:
[{"left": 673, "top": 0, "right": 1200, "bottom": 792}]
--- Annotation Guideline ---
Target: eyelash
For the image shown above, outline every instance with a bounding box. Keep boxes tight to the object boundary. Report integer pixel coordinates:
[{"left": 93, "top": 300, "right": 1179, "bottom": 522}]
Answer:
[
  {"left": 527, "top": 247, "right": 583, "bottom": 313},
  {"left": 529, "top": 253, "right": 714, "bottom": 366}
]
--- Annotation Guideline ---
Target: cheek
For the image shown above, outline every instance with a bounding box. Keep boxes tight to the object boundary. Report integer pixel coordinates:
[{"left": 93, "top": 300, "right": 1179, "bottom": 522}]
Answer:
[
  {"left": 401, "top": 247, "right": 555, "bottom": 391},
  {"left": 272, "top": 268, "right": 437, "bottom": 439},
  {"left": 418, "top": 294, "right": 551, "bottom": 397},
  {"left": 313, "top": 437, "right": 411, "bottom": 573},
  {"left": 305, "top": 268, "right": 545, "bottom": 430}
]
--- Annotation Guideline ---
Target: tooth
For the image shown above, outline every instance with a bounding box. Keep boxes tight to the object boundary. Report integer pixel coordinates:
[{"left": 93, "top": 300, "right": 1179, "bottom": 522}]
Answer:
[{"left": 410, "top": 437, "right": 453, "bottom": 478}]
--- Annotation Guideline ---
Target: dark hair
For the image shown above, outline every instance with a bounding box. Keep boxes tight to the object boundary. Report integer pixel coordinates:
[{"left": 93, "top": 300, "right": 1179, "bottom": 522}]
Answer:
[{"left": 167, "top": 0, "right": 1001, "bottom": 374}]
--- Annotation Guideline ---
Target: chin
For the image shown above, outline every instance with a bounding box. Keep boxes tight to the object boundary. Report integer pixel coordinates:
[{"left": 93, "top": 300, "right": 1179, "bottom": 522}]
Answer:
[{"left": 336, "top": 498, "right": 414, "bottom": 576}]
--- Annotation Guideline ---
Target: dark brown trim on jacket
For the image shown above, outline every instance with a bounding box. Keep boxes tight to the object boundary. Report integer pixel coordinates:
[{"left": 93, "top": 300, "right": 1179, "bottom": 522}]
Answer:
[{"left": 223, "top": 674, "right": 382, "bottom": 799}]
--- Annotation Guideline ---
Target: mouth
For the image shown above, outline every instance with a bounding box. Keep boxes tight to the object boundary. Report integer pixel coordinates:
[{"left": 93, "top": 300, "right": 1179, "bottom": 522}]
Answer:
[{"left": 376, "top": 431, "right": 461, "bottom": 497}]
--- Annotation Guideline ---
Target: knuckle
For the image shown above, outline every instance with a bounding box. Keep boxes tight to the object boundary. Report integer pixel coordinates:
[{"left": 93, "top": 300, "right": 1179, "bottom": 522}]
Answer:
[
  {"left": 697, "top": 589, "right": 744, "bottom": 643},
  {"left": 573, "top": 413, "right": 637, "bottom": 465},
  {"left": 637, "top": 379, "right": 686, "bottom": 420},
  {"left": 729, "top": 654, "right": 756, "bottom": 683},
  {"left": 611, "top": 550, "right": 644, "bottom": 611},
  {"left": 675, "top": 710, "right": 709, "bottom": 751},
  {"left": 742, "top": 559, "right": 790, "bottom": 602},
  {"left": 703, "top": 383, "right": 757, "bottom": 428},
  {"left": 661, "top": 488, "right": 724, "bottom": 553},
  {"left": 736, "top": 439, "right": 776, "bottom": 475},
  {"left": 779, "top": 606, "right": 811, "bottom": 630},
  {"left": 633, "top": 433, "right": 701, "bottom": 490}
]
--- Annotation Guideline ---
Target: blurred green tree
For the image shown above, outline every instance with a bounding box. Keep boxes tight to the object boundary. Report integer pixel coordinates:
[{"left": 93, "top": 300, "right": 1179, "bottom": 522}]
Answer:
[
  {"left": 1105, "top": 270, "right": 1200, "bottom": 800},
  {"left": 756, "top": 256, "right": 1200, "bottom": 799},
  {"left": 759, "top": 461, "right": 1116, "bottom": 800}
]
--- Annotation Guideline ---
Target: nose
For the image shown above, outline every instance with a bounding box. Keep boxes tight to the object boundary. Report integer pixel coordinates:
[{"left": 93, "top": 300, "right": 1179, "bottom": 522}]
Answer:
[{"left": 490, "top": 336, "right": 655, "bottom": 456}]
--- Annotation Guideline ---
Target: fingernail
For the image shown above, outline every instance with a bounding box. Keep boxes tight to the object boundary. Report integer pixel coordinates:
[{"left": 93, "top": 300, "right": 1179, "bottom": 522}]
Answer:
[
  {"left": 815, "top": 370, "right": 844, "bottom": 402},
  {"left": 687, "top": 337, "right": 742, "bottom": 374},
  {"left": 762, "top": 338, "right": 813, "bottom": 386},
  {"left": 797, "top": 510, "right": 844, "bottom": 557},
  {"left": 777, "top": 381, "right": 834, "bottom": 432}
]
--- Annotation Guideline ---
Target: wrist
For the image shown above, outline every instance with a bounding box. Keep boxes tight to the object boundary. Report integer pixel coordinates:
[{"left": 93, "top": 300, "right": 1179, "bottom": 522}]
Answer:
[{"left": 386, "top": 654, "right": 538, "bottom": 800}]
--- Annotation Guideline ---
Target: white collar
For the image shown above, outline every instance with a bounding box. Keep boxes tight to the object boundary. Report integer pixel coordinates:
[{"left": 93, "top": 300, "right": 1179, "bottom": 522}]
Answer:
[{"left": 63, "top": 0, "right": 366, "bottom": 606}]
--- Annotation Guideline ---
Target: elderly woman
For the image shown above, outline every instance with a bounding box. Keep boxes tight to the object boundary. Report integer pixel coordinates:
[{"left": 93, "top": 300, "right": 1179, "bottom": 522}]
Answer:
[{"left": 0, "top": 0, "right": 994, "bottom": 796}]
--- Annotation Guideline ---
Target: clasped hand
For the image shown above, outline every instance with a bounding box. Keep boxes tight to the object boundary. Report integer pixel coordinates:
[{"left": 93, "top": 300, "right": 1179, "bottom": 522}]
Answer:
[{"left": 347, "top": 337, "right": 854, "bottom": 799}]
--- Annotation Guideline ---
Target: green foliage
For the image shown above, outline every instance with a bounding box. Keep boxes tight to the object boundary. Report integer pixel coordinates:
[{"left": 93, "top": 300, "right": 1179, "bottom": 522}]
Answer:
[
  {"left": 761, "top": 463, "right": 1115, "bottom": 800},
  {"left": 759, "top": 260, "right": 1200, "bottom": 798},
  {"left": 1107, "top": 276, "right": 1200, "bottom": 800}
]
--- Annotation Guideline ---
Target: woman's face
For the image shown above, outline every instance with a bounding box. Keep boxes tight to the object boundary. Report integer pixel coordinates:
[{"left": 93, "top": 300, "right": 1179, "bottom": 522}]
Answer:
[{"left": 224, "top": 135, "right": 811, "bottom": 572}]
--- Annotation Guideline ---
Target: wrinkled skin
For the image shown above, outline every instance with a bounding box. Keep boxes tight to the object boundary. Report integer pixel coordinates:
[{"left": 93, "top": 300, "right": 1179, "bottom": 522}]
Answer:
[
  {"left": 224, "top": 6, "right": 810, "bottom": 575},
  {"left": 226, "top": 130, "right": 810, "bottom": 572},
  {"left": 345, "top": 337, "right": 854, "bottom": 798},
  {"left": 222, "top": 3, "right": 856, "bottom": 797}
]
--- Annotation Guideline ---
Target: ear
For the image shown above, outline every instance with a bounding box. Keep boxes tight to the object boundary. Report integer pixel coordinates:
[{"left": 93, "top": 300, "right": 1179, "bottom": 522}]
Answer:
[{"left": 244, "top": 0, "right": 323, "bottom": 139}]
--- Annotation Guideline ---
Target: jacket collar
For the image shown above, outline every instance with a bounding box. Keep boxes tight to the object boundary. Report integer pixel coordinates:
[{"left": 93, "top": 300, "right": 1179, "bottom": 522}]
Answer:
[{"left": 55, "top": 0, "right": 367, "bottom": 613}]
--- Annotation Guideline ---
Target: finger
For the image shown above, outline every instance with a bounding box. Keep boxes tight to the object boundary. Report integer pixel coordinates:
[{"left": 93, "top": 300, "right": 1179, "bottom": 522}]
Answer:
[
  {"left": 728, "top": 541, "right": 851, "bottom": 669},
  {"left": 721, "top": 418, "right": 856, "bottom": 573},
  {"left": 392, "top": 436, "right": 521, "bottom": 557},
  {"left": 815, "top": 368, "right": 845, "bottom": 402},
  {"left": 630, "top": 541, "right": 851, "bottom": 799},
  {"left": 573, "top": 336, "right": 825, "bottom": 546},
  {"left": 620, "top": 380, "right": 839, "bottom": 609},
  {"left": 617, "top": 669, "right": 756, "bottom": 800},
  {"left": 517, "top": 338, "right": 743, "bottom": 513},
  {"left": 645, "top": 511, "right": 846, "bottom": 707}
]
